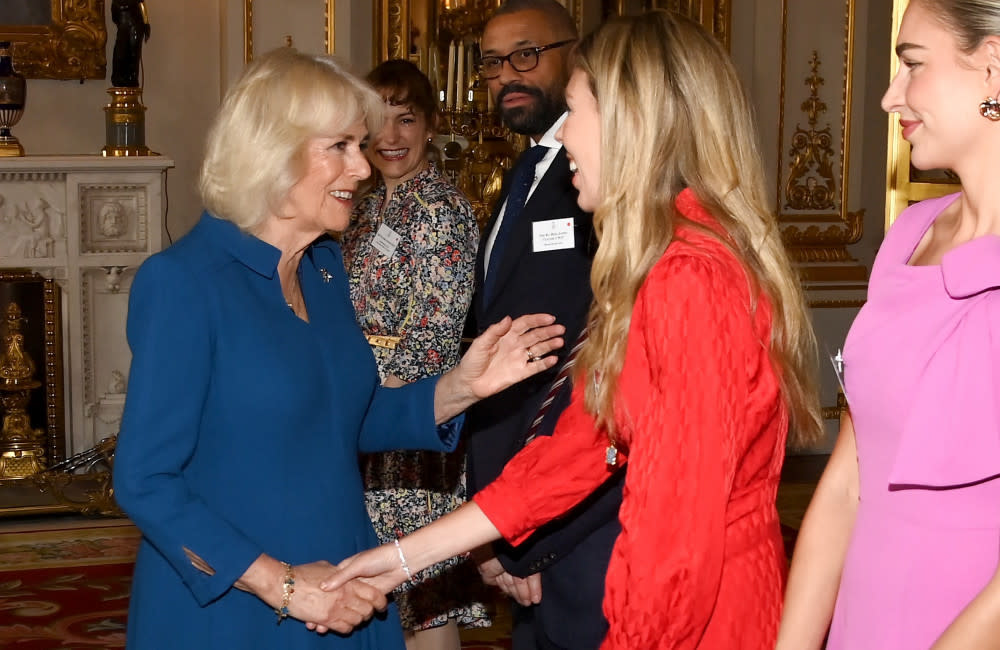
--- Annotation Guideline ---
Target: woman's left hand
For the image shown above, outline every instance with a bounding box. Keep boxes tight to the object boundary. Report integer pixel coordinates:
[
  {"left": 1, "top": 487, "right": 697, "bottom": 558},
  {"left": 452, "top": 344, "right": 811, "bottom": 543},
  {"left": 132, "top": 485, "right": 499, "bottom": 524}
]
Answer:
[
  {"left": 460, "top": 313, "right": 564, "bottom": 398},
  {"left": 434, "top": 314, "right": 563, "bottom": 423}
]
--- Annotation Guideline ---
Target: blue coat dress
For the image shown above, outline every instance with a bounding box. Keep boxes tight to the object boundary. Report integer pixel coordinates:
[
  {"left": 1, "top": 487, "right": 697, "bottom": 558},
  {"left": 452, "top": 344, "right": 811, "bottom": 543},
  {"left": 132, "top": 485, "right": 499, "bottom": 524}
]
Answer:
[{"left": 113, "top": 212, "right": 460, "bottom": 649}]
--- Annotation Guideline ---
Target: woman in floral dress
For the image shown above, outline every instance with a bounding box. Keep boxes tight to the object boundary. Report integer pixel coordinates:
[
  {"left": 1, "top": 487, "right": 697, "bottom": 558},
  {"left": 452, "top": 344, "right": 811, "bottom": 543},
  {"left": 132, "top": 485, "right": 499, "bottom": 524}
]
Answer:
[{"left": 340, "top": 59, "right": 486, "bottom": 650}]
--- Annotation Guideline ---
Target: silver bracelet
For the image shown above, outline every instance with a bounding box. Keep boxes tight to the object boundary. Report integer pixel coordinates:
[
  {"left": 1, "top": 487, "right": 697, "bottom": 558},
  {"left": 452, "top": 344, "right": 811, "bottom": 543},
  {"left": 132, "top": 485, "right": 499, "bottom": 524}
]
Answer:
[{"left": 393, "top": 538, "right": 414, "bottom": 583}]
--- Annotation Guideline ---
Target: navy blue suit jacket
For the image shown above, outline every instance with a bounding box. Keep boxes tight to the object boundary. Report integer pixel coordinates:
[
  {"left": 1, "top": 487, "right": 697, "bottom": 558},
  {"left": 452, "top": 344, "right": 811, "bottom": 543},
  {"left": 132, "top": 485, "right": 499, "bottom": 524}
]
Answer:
[{"left": 466, "top": 147, "right": 624, "bottom": 649}]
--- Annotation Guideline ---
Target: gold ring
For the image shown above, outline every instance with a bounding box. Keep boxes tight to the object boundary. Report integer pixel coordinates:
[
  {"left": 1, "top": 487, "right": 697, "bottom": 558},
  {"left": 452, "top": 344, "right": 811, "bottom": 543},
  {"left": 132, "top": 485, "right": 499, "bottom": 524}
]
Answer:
[{"left": 526, "top": 348, "right": 538, "bottom": 363}]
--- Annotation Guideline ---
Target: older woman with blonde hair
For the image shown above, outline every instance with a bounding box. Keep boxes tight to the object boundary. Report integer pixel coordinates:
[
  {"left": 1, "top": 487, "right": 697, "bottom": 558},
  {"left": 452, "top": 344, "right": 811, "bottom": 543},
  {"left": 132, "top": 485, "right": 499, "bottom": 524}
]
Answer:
[
  {"left": 325, "top": 10, "right": 822, "bottom": 649},
  {"left": 112, "top": 47, "right": 564, "bottom": 650}
]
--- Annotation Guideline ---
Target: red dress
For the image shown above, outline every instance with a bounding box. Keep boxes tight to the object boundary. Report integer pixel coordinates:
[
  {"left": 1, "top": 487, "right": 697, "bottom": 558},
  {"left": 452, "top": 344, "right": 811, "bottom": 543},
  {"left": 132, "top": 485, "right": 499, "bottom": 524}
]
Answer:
[{"left": 473, "top": 189, "right": 788, "bottom": 649}]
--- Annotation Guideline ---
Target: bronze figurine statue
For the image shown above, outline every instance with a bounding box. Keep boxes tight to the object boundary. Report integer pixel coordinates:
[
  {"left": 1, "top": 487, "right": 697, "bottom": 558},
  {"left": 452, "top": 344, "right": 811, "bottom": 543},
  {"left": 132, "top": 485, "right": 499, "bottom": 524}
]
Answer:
[{"left": 111, "top": 0, "right": 151, "bottom": 88}]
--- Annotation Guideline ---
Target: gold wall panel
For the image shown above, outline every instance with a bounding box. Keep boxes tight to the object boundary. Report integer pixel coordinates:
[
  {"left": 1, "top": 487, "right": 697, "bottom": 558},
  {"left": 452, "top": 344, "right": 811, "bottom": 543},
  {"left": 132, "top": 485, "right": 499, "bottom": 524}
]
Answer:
[
  {"left": 0, "top": 0, "right": 106, "bottom": 80},
  {"left": 776, "top": 0, "right": 866, "bottom": 285}
]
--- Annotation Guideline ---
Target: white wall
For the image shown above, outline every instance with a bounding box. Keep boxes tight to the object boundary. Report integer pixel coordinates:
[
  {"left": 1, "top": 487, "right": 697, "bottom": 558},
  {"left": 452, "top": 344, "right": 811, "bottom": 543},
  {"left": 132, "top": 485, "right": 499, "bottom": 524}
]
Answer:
[{"left": 16, "top": 1, "right": 222, "bottom": 241}]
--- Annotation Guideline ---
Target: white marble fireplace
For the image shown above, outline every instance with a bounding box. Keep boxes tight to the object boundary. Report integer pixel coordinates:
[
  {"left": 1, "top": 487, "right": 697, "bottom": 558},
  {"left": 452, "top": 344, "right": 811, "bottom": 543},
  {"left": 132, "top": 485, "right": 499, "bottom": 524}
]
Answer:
[{"left": 0, "top": 155, "right": 172, "bottom": 456}]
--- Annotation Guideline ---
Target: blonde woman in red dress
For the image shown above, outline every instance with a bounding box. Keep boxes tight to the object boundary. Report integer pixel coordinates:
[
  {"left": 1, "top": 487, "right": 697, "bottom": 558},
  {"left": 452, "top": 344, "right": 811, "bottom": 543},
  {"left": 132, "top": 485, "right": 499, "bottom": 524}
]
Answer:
[{"left": 321, "top": 11, "right": 822, "bottom": 649}]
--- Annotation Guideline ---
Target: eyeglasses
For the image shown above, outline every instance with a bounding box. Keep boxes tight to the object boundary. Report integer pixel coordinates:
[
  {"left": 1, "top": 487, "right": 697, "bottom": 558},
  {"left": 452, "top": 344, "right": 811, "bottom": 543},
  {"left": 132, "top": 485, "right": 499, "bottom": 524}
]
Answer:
[{"left": 476, "top": 40, "right": 575, "bottom": 79}]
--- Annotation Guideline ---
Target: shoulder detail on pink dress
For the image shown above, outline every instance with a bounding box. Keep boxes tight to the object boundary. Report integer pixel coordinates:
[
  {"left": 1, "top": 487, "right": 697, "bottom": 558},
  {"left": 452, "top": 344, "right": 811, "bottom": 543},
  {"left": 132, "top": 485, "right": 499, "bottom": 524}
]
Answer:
[{"left": 941, "top": 235, "right": 1000, "bottom": 298}]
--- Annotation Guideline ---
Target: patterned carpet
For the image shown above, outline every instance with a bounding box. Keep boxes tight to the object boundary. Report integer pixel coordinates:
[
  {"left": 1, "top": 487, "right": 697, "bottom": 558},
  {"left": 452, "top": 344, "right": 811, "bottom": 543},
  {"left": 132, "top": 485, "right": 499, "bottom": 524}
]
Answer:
[
  {"left": 0, "top": 517, "right": 510, "bottom": 649},
  {"left": 0, "top": 518, "right": 138, "bottom": 648}
]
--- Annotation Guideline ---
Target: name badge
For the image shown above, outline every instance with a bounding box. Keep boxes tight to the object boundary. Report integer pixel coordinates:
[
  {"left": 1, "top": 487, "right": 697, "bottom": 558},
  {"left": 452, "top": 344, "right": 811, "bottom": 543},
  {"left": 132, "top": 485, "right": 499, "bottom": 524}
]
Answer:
[
  {"left": 372, "top": 223, "right": 402, "bottom": 258},
  {"left": 532, "top": 217, "right": 575, "bottom": 252}
]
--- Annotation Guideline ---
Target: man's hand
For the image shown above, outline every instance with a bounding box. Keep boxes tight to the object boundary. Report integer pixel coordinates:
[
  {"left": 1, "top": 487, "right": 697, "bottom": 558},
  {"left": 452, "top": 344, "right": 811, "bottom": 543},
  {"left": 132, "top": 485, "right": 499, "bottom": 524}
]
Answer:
[{"left": 474, "top": 549, "right": 542, "bottom": 606}]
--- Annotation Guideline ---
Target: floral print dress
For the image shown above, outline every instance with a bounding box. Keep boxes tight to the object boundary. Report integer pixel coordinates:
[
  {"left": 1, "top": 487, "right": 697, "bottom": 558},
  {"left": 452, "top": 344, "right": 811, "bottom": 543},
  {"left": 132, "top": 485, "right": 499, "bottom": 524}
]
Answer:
[{"left": 341, "top": 163, "right": 489, "bottom": 631}]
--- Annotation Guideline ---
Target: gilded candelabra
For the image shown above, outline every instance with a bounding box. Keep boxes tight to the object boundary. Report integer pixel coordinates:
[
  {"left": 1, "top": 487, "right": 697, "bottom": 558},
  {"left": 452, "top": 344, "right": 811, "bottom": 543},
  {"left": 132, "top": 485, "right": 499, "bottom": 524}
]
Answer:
[
  {"left": 0, "top": 302, "right": 47, "bottom": 478},
  {"left": 435, "top": 1, "right": 522, "bottom": 227}
]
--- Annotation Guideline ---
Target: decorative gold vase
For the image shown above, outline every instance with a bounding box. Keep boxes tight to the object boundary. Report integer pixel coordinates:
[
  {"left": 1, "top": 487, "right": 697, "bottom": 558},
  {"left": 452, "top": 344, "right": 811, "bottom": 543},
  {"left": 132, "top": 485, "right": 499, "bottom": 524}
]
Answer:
[
  {"left": 0, "top": 302, "right": 46, "bottom": 479},
  {"left": 102, "top": 86, "right": 151, "bottom": 156},
  {"left": 0, "top": 41, "right": 26, "bottom": 157}
]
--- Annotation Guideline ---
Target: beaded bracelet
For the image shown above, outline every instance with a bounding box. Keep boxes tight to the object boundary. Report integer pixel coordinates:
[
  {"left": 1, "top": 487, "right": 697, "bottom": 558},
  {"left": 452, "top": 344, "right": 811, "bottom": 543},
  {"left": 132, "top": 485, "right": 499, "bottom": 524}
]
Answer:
[
  {"left": 393, "top": 538, "right": 414, "bottom": 584},
  {"left": 274, "top": 562, "right": 295, "bottom": 624}
]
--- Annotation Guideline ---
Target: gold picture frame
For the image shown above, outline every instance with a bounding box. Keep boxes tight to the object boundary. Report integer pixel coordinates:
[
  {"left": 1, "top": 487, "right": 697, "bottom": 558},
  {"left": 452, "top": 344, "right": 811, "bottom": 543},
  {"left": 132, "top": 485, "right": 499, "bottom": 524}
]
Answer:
[
  {"left": 0, "top": 0, "right": 107, "bottom": 80},
  {"left": 243, "top": 0, "right": 335, "bottom": 63}
]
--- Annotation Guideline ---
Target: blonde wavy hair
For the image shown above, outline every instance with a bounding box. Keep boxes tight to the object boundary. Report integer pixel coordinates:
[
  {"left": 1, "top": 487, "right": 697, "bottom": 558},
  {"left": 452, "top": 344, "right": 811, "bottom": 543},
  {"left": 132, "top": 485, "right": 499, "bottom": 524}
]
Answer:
[
  {"left": 575, "top": 10, "right": 822, "bottom": 448},
  {"left": 199, "top": 48, "right": 384, "bottom": 231}
]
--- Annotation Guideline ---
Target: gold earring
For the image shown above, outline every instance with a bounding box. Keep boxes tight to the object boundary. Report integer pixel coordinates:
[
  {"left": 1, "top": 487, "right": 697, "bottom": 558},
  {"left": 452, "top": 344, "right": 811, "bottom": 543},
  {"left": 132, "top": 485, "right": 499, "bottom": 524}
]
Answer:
[{"left": 979, "top": 96, "right": 1000, "bottom": 121}]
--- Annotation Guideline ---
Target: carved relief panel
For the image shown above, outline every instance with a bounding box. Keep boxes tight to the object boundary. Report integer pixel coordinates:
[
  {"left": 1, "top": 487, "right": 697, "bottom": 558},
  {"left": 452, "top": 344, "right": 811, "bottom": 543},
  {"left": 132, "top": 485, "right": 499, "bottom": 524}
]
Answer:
[
  {"left": 0, "top": 175, "right": 66, "bottom": 261},
  {"left": 0, "top": 156, "right": 172, "bottom": 456}
]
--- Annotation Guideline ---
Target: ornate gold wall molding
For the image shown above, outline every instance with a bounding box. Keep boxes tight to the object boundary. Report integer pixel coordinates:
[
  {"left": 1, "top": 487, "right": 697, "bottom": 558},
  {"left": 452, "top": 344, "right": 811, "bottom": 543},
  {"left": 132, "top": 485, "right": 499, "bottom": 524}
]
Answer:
[
  {"left": 603, "top": 1, "right": 729, "bottom": 47},
  {"left": 784, "top": 52, "right": 836, "bottom": 212},
  {"left": 777, "top": 0, "right": 866, "bottom": 284},
  {"left": 1, "top": 0, "right": 106, "bottom": 80},
  {"left": 374, "top": 0, "right": 410, "bottom": 64}
]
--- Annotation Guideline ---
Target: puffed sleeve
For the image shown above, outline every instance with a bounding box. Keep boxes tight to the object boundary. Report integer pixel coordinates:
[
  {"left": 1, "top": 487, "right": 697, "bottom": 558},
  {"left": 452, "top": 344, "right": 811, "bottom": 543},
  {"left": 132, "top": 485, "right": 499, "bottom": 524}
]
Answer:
[
  {"left": 384, "top": 189, "right": 478, "bottom": 380},
  {"left": 600, "top": 255, "right": 747, "bottom": 650},
  {"left": 113, "top": 255, "right": 263, "bottom": 607},
  {"left": 473, "top": 380, "right": 622, "bottom": 543}
]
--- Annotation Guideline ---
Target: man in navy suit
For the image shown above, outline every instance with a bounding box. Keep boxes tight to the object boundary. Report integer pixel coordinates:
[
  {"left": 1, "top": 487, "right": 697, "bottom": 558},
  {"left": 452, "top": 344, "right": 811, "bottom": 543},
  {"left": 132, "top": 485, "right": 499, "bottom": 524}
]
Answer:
[{"left": 465, "top": 1, "right": 624, "bottom": 648}]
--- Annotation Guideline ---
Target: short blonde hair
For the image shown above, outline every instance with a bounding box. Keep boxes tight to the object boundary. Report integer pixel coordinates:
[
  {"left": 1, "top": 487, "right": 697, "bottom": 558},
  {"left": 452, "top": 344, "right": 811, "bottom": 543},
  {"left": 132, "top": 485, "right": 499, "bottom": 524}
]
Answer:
[
  {"left": 575, "top": 10, "right": 823, "bottom": 448},
  {"left": 199, "top": 48, "right": 384, "bottom": 230}
]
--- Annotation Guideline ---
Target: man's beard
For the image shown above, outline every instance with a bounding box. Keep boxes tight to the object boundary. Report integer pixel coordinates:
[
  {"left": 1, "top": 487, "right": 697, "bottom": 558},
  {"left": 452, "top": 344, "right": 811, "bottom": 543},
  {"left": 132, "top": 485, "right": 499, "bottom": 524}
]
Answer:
[{"left": 496, "top": 83, "right": 566, "bottom": 136}]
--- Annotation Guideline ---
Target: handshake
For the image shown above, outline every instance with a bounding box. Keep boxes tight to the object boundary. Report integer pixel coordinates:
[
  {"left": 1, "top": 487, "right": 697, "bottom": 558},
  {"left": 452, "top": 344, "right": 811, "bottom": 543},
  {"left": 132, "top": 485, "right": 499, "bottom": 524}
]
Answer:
[
  {"left": 263, "top": 545, "right": 541, "bottom": 635},
  {"left": 239, "top": 547, "right": 412, "bottom": 635},
  {"left": 240, "top": 502, "right": 537, "bottom": 634},
  {"left": 237, "top": 558, "right": 393, "bottom": 635}
]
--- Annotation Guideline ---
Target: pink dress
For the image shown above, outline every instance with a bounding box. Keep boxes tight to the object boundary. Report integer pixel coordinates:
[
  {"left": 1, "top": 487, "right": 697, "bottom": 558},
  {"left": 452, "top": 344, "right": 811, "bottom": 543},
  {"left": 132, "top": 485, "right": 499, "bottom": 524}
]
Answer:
[{"left": 828, "top": 193, "right": 1000, "bottom": 649}]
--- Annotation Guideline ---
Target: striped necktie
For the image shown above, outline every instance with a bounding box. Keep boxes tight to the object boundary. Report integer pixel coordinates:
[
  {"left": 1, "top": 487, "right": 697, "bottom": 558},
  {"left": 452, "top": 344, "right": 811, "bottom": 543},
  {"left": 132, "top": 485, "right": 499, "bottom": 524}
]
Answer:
[
  {"left": 483, "top": 145, "right": 549, "bottom": 302},
  {"left": 522, "top": 327, "right": 588, "bottom": 447}
]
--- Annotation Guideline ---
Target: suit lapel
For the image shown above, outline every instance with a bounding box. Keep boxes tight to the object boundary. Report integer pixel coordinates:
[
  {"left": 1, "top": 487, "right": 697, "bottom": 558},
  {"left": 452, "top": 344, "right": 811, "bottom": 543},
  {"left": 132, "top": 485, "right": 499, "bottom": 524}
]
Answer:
[
  {"left": 486, "top": 148, "right": 574, "bottom": 305},
  {"left": 474, "top": 179, "right": 510, "bottom": 326}
]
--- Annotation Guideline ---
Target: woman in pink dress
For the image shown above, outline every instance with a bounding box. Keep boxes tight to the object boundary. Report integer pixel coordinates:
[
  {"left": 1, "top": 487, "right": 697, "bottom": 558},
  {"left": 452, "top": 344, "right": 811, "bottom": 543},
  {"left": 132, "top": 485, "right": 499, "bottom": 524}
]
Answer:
[{"left": 777, "top": 1, "right": 1000, "bottom": 648}]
